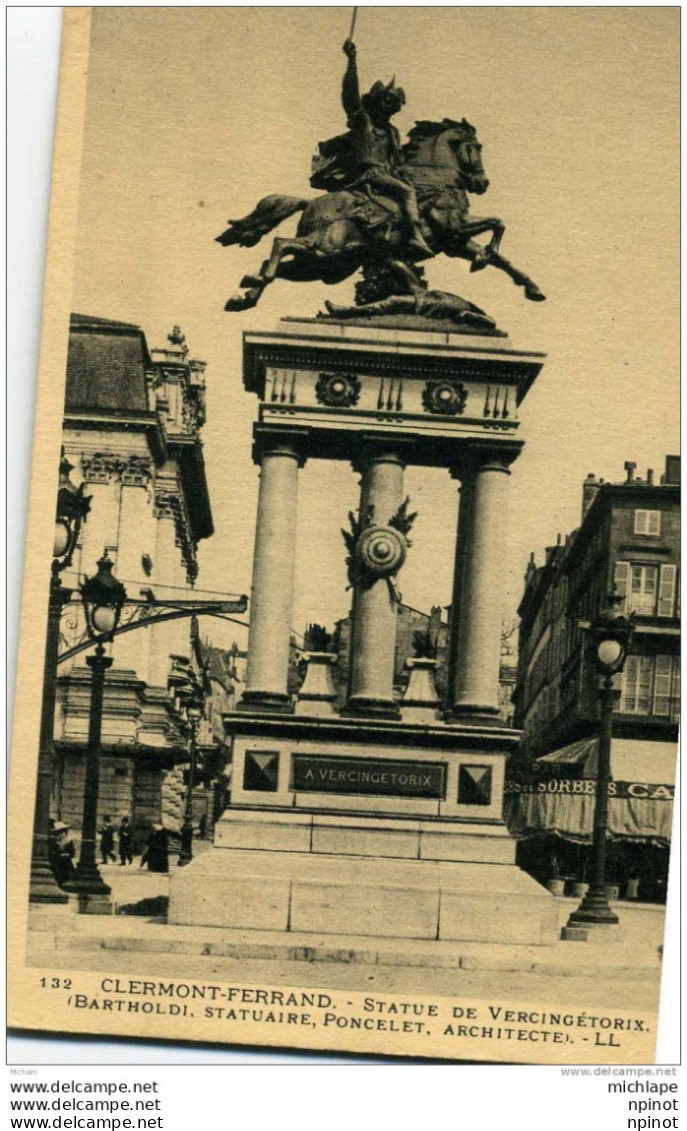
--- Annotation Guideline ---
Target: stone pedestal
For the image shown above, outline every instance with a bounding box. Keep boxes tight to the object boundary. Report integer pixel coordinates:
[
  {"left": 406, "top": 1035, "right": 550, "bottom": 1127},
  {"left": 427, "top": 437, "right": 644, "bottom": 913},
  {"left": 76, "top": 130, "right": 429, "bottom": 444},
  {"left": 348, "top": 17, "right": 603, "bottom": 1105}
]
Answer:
[
  {"left": 169, "top": 712, "right": 557, "bottom": 946},
  {"left": 561, "top": 923, "right": 625, "bottom": 942},
  {"left": 75, "top": 892, "right": 114, "bottom": 916},
  {"left": 170, "top": 317, "right": 548, "bottom": 948},
  {"left": 401, "top": 658, "right": 441, "bottom": 724},
  {"left": 170, "top": 844, "right": 557, "bottom": 945},
  {"left": 295, "top": 652, "right": 338, "bottom": 716}
]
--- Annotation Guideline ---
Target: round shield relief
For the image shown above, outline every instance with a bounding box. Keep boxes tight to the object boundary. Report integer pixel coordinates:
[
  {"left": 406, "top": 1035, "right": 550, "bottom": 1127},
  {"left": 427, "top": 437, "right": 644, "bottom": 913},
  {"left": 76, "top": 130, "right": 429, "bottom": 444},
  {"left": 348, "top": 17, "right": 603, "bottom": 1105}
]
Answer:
[{"left": 356, "top": 524, "right": 407, "bottom": 577}]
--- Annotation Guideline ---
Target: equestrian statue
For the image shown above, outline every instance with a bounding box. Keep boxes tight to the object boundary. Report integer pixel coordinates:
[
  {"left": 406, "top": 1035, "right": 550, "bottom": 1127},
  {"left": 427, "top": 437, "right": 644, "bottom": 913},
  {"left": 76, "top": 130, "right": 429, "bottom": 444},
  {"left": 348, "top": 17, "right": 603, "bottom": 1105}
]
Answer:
[{"left": 217, "top": 39, "right": 545, "bottom": 322}]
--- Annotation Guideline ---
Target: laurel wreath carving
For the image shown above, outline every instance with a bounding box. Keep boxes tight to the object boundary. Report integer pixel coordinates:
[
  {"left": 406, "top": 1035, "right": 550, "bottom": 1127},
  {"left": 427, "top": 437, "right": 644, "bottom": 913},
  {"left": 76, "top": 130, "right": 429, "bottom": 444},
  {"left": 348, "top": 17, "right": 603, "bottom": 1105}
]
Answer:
[
  {"left": 422, "top": 379, "right": 468, "bottom": 415},
  {"left": 315, "top": 372, "right": 361, "bottom": 408}
]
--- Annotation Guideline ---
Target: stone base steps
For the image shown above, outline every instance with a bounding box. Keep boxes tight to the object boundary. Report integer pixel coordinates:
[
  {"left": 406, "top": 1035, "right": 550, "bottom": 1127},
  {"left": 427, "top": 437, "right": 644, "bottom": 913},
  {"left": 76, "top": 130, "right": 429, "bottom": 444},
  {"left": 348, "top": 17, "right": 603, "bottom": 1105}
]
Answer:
[
  {"left": 168, "top": 848, "right": 561, "bottom": 945},
  {"left": 27, "top": 917, "right": 661, "bottom": 979}
]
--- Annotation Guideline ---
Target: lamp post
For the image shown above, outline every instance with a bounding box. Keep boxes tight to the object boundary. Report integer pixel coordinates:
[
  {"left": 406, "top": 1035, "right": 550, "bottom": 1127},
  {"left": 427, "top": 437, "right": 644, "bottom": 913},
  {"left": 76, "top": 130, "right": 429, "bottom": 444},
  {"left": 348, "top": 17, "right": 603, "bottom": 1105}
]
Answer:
[
  {"left": 63, "top": 553, "right": 126, "bottom": 910},
  {"left": 169, "top": 665, "right": 206, "bottom": 867},
  {"left": 563, "top": 591, "right": 634, "bottom": 940},
  {"left": 30, "top": 451, "right": 90, "bottom": 903}
]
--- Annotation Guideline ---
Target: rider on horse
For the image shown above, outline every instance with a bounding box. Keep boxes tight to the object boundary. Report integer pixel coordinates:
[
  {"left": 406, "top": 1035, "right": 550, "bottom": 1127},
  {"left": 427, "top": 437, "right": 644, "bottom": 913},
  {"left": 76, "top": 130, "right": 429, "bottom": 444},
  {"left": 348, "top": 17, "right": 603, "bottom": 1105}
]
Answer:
[
  {"left": 219, "top": 52, "right": 546, "bottom": 312},
  {"left": 311, "top": 40, "right": 434, "bottom": 259}
]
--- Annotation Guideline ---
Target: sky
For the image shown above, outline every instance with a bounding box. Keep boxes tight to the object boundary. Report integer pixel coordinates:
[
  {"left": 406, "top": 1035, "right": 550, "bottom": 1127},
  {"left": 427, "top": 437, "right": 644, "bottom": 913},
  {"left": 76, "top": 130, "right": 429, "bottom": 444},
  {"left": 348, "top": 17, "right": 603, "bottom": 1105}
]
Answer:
[{"left": 69, "top": 6, "right": 679, "bottom": 652}]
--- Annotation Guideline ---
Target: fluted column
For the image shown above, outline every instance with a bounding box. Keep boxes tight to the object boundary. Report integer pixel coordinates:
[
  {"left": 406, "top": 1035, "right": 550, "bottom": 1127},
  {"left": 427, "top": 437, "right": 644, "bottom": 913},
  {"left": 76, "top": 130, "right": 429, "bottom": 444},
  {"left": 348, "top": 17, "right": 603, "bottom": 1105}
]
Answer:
[
  {"left": 447, "top": 444, "right": 521, "bottom": 723},
  {"left": 347, "top": 446, "right": 407, "bottom": 717},
  {"left": 241, "top": 431, "right": 307, "bottom": 710}
]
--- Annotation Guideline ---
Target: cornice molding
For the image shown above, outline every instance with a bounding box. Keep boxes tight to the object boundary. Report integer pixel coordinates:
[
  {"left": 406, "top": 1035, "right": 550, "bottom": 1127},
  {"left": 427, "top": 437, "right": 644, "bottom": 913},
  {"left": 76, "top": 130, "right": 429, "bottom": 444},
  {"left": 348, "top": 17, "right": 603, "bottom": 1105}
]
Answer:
[{"left": 80, "top": 452, "right": 154, "bottom": 489}]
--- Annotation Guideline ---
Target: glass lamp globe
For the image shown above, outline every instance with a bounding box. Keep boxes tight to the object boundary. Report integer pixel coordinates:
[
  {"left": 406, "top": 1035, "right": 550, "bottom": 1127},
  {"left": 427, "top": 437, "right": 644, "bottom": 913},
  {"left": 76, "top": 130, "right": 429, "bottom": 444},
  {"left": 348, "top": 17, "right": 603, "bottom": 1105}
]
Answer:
[
  {"left": 92, "top": 604, "right": 117, "bottom": 636},
  {"left": 53, "top": 521, "right": 70, "bottom": 559},
  {"left": 597, "top": 638, "right": 623, "bottom": 669}
]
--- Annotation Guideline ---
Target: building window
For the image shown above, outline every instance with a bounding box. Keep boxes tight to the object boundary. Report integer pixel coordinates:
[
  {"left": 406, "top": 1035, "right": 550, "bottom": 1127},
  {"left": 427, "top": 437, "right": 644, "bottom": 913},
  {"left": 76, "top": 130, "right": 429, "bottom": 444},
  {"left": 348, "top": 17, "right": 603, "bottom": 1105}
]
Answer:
[
  {"left": 614, "top": 561, "right": 678, "bottom": 618},
  {"left": 630, "top": 564, "right": 658, "bottom": 615},
  {"left": 634, "top": 509, "right": 661, "bottom": 536},
  {"left": 620, "top": 655, "right": 680, "bottom": 720}
]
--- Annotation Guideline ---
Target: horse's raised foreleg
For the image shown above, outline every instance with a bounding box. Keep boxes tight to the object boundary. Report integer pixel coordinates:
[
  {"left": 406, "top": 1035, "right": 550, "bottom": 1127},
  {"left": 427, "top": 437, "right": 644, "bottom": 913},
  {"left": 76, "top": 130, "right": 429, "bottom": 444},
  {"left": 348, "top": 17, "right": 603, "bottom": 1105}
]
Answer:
[
  {"left": 461, "top": 238, "right": 546, "bottom": 302},
  {"left": 458, "top": 217, "right": 506, "bottom": 268}
]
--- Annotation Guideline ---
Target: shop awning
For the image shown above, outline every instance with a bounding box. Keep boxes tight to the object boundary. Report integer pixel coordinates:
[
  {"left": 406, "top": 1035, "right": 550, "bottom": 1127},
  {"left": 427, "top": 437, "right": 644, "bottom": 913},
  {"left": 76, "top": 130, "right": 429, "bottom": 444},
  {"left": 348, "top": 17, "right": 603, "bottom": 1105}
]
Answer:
[
  {"left": 504, "top": 739, "right": 677, "bottom": 844},
  {"left": 537, "top": 737, "right": 677, "bottom": 783}
]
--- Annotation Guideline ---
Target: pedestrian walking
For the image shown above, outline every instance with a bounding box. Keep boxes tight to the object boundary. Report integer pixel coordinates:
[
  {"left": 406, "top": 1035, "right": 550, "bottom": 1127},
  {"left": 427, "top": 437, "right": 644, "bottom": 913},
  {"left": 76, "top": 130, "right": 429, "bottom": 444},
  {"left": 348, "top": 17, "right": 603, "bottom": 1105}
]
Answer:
[
  {"left": 99, "top": 815, "right": 116, "bottom": 864},
  {"left": 140, "top": 824, "right": 169, "bottom": 873},
  {"left": 118, "top": 816, "right": 134, "bottom": 865},
  {"left": 52, "top": 821, "right": 76, "bottom": 886}
]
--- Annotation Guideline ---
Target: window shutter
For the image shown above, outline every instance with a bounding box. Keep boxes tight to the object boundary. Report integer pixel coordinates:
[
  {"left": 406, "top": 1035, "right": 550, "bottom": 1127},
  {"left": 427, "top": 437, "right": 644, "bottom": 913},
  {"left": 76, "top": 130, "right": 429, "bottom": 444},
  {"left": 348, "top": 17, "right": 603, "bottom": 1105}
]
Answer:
[
  {"left": 671, "top": 658, "right": 680, "bottom": 721},
  {"left": 614, "top": 561, "right": 630, "bottom": 612},
  {"left": 658, "top": 564, "right": 677, "bottom": 617},
  {"left": 653, "top": 655, "right": 672, "bottom": 716},
  {"left": 637, "top": 656, "right": 653, "bottom": 714},
  {"left": 621, "top": 655, "right": 639, "bottom": 712}
]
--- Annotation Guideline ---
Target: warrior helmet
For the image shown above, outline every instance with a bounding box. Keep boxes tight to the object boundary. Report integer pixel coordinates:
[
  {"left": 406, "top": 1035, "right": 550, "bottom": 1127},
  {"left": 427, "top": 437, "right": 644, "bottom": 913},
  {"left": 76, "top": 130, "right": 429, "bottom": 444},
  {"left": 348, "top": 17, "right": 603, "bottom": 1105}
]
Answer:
[{"left": 362, "top": 76, "right": 406, "bottom": 114}]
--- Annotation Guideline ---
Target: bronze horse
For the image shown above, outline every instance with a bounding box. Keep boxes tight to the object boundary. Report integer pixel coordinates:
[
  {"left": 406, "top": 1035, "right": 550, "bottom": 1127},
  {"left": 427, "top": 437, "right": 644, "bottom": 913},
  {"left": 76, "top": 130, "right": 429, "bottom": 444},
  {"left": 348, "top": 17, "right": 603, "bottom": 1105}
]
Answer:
[{"left": 218, "top": 119, "right": 545, "bottom": 311}]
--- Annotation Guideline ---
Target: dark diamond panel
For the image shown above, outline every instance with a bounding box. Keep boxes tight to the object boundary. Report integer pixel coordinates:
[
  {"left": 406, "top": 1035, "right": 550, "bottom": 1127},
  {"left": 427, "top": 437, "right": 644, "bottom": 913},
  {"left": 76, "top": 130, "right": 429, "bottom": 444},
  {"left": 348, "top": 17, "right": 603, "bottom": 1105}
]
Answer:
[
  {"left": 243, "top": 750, "right": 280, "bottom": 792},
  {"left": 458, "top": 764, "right": 493, "bottom": 806}
]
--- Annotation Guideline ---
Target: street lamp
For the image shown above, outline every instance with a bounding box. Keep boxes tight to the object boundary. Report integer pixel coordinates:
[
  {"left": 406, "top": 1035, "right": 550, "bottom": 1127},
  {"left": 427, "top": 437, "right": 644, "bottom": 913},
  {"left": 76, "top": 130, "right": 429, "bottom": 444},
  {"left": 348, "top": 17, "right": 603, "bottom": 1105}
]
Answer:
[
  {"left": 31, "top": 450, "right": 91, "bottom": 903},
  {"left": 172, "top": 666, "right": 206, "bottom": 867},
  {"left": 63, "top": 553, "right": 126, "bottom": 910},
  {"left": 562, "top": 590, "right": 634, "bottom": 940}
]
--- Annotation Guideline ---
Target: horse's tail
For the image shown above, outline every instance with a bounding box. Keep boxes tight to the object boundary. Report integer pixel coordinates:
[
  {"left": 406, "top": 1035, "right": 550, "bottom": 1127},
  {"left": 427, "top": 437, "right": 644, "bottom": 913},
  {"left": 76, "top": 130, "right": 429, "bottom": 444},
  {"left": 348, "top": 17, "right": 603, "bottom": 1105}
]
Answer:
[{"left": 215, "top": 194, "right": 308, "bottom": 247}]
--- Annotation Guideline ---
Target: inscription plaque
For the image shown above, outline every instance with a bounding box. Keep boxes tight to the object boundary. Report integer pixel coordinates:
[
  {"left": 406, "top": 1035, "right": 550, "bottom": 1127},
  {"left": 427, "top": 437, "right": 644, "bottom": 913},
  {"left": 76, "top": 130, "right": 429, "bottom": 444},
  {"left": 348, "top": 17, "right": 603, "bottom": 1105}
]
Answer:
[{"left": 292, "top": 754, "right": 446, "bottom": 799}]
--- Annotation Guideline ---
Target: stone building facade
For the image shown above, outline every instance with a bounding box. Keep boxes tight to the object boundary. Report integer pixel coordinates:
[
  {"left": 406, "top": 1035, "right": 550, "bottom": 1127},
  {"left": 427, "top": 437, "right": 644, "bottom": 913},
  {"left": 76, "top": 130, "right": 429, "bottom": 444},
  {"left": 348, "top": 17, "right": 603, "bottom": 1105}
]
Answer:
[
  {"left": 54, "top": 314, "right": 214, "bottom": 850},
  {"left": 513, "top": 456, "right": 680, "bottom": 755},
  {"left": 508, "top": 456, "right": 680, "bottom": 901}
]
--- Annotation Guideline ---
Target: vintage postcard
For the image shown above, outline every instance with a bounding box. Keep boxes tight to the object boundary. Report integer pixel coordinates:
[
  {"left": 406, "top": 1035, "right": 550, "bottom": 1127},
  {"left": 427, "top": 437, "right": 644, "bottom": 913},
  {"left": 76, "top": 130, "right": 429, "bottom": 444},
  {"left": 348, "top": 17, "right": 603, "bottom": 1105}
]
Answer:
[{"left": 8, "top": 7, "right": 679, "bottom": 1064}]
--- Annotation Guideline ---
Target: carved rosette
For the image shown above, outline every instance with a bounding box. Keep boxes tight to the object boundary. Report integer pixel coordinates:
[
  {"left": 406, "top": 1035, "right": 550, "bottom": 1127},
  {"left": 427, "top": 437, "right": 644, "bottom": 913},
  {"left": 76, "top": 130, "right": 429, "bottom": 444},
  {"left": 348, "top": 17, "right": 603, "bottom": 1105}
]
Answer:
[
  {"left": 422, "top": 379, "right": 468, "bottom": 416},
  {"left": 356, "top": 525, "right": 407, "bottom": 580},
  {"left": 315, "top": 371, "right": 361, "bottom": 408}
]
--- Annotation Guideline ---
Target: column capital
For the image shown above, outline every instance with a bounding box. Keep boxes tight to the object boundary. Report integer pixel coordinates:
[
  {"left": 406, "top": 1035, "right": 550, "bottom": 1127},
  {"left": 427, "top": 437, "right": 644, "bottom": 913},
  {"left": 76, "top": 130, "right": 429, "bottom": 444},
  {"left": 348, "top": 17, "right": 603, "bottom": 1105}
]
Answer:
[
  {"left": 252, "top": 425, "right": 310, "bottom": 467},
  {"left": 449, "top": 440, "right": 523, "bottom": 482},
  {"left": 351, "top": 434, "right": 416, "bottom": 476}
]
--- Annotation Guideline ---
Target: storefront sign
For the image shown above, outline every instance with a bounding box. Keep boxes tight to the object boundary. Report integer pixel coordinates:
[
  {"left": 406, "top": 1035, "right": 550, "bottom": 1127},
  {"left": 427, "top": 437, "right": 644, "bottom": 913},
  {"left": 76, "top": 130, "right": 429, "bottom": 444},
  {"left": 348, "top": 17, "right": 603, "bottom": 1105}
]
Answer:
[
  {"left": 504, "top": 778, "right": 674, "bottom": 799},
  {"left": 292, "top": 755, "right": 446, "bottom": 798}
]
